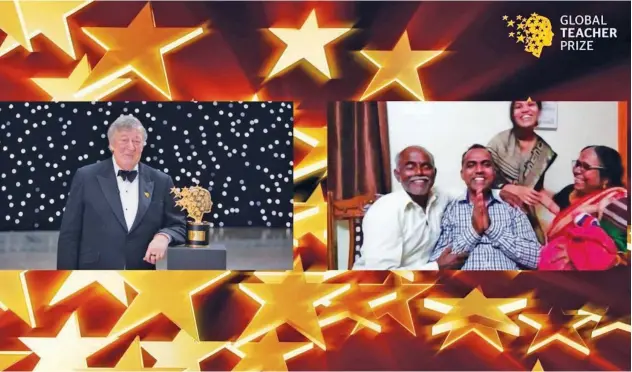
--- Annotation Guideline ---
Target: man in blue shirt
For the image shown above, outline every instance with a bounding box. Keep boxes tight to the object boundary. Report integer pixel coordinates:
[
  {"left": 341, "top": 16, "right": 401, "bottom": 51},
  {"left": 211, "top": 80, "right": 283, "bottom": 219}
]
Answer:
[{"left": 430, "top": 144, "right": 541, "bottom": 270}]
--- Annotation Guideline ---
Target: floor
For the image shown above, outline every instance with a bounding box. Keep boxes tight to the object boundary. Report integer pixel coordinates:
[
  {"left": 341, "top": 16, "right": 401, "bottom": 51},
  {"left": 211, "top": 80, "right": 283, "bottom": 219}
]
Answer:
[{"left": 0, "top": 228, "right": 293, "bottom": 270}]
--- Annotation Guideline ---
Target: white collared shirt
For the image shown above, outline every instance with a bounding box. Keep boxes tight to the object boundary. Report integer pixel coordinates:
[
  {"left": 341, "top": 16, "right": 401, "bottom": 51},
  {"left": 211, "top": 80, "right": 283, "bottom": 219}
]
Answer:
[
  {"left": 353, "top": 188, "right": 450, "bottom": 270},
  {"left": 113, "top": 160, "right": 139, "bottom": 232}
]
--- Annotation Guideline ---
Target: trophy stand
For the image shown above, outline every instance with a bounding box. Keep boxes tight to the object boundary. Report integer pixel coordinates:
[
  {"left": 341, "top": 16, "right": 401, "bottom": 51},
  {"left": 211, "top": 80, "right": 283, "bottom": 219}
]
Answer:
[{"left": 166, "top": 186, "right": 227, "bottom": 270}]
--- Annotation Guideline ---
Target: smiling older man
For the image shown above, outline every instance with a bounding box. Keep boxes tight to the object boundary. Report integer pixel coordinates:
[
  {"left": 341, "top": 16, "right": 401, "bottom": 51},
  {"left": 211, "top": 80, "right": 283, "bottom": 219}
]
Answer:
[{"left": 57, "top": 114, "right": 186, "bottom": 270}]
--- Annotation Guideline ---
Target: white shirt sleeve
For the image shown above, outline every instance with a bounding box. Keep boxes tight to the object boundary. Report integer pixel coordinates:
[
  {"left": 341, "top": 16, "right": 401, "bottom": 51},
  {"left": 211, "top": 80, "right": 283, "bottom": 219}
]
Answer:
[{"left": 353, "top": 202, "right": 406, "bottom": 270}]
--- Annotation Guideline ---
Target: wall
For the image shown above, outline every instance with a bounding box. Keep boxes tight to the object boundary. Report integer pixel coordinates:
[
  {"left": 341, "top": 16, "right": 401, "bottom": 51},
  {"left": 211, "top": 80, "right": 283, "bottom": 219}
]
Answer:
[
  {"left": 335, "top": 101, "right": 620, "bottom": 270},
  {"left": 387, "top": 101, "right": 619, "bottom": 195}
]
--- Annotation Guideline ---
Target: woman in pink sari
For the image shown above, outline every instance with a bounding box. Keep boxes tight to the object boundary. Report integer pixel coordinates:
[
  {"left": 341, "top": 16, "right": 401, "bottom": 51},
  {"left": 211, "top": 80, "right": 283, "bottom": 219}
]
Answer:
[{"left": 538, "top": 146, "right": 628, "bottom": 270}]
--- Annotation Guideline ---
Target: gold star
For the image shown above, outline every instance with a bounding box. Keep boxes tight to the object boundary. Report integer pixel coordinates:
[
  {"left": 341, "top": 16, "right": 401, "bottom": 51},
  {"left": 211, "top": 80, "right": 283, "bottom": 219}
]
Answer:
[
  {"left": 368, "top": 273, "right": 432, "bottom": 336},
  {"left": 507, "top": 20, "right": 515, "bottom": 27},
  {"left": 518, "top": 308, "right": 596, "bottom": 355},
  {"left": 77, "top": 336, "right": 183, "bottom": 372},
  {"left": 317, "top": 283, "right": 385, "bottom": 335},
  {"left": 0, "top": 352, "right": 31, "bottom": 371},
  {"left": 31, "top": 56, "right": 131, "bottom": 101},
  {"left": 293, "top": 127, "right": 327, "bottom": 183},
  {"left": 509, "top": 32, "right": 515, "bottom": 38},
  {"left": 589, "top": 311, "right": 631, "bottom": 339},
  {"left": 109, "top": 271, "right": 231, "bottom": 341},
  {"left": 532, "top": 359, "right": 544, "bottom": 371},
  {"left": 531, "top": 12, "right": 538, "bottom": 17},
  {"left": 424, "top": 288, "right": 527, "bottom": 352},
  {"left": 235, "top": 265, "right": 349, "bottom": 350},
  {"left": 359, "top": 30, "right": 443, "bottom": 101},
  {"left": 0, "top": 0, "right": 91, "bottom": 58},
  {"left": 517, "top": 35, "right": 526, "bottom": 43},
  {"left": 517, "top": 15, "right": 523, "bottom": 20},
  {"left": 518, "top": 23, "right": 525, "bottom": 30},
  {"left": 141, "top": 330, "right": 226, "bottom": 371},
  {"left": 79, "top": 3, "right": 206, "bottom": 100},
  {"left": 502, "top": 15, "right": 509, "bottom": 21},
  {"left": 228, "top": 330, "right": 313, "bottom": 372},
  {"left": 0, "top": 271, "right": 36, "bottom": 327},
  {"left": 266, "top": 9, "right": 352, "bottom": 80},
  {"left": 49, "top": 270, "right": 129, "bottom": 306},
  {"left": 294, "top": 184, "right": 327, "bottom": 246},
  {"left": 19, "top": 313, "right": 114, "bottom": 371}
]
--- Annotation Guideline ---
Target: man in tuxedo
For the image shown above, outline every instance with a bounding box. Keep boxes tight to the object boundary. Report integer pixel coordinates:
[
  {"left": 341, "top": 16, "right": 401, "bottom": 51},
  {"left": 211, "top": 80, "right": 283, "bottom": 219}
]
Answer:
[{"left": 57, "top": 114, "right": 186, "bottom": 270}]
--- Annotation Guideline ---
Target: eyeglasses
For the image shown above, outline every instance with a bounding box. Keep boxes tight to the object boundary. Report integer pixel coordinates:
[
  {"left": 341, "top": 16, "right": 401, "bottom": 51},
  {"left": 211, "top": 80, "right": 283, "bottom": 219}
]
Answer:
[{"left": 572, "top": 160, "right": 604, "bottom": 172}]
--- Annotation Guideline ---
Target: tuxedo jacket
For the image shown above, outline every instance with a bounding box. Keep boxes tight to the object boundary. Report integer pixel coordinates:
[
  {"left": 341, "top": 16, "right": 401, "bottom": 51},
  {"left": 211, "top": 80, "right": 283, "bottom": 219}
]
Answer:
[{"left": 57, "top": 158, "right": 186, "bottom": 270}]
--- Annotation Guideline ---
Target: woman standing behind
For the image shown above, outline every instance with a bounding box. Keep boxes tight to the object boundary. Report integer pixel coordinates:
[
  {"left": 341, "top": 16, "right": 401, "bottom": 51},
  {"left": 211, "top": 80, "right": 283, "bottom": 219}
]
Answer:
[{"left": 487, "top": 100, "right": 557, "bottom": 244}]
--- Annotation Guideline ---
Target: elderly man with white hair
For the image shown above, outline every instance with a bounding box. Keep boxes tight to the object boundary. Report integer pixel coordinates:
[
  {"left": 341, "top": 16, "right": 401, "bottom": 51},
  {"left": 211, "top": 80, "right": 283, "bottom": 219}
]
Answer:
[{"left": 57, "top": 114, "right": 186, "bottom": 270}]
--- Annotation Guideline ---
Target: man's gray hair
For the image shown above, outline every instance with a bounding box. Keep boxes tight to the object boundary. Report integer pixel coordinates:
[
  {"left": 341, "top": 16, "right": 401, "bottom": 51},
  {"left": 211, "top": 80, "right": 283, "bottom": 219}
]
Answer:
[
  {"left": 107, "top": 114, "right": 148, "bottom": 145},
  {"left": 394, "top": 145, "right": 435, "bottom": 166}
]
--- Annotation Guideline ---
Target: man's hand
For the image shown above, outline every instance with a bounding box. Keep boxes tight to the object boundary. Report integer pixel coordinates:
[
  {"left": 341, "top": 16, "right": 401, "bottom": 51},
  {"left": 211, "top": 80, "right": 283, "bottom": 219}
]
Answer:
[
  {"left": 503, "top": 184, "right": 540, "bottom": 206},
  {"left": 144, "top": 234, "right": 169, "bottom": 264},
  {"left": 499, "top": 188, "right": 524, "bottom": 209},
  {"left": 436, "top": 247, "right": 469, "bottom": 269},
  {"left": 472, "top": 190, "right": 490, "bottom": 235}
]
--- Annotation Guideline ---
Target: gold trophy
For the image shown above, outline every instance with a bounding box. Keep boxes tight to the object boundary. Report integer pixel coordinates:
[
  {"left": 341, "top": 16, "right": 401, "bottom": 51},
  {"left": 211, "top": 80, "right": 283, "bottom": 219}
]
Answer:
[{"left": 171, "top": 186, "right": 213, "bottom": 247}]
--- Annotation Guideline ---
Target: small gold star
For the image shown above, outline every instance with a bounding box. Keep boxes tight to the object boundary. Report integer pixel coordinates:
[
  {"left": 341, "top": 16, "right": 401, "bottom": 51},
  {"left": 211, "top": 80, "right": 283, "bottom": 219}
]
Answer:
[
  {"left": 359, "top": 30, "right": 443, "bottom": 101},
  {"left": 142, "top": 330, "right": 226, "bottom": 371},
  {"left": 507, "top": 20, "right": 515, "bottom": 27},
  {"left": 502, "top": 15, "right": 509, "bottom": 21},
  {"left": 509, "top": 32, "right": 515, "bottom": 38},
  {"left": 424, "top": 288, "right": 527, "bottom": 352},
  {"left": 228, "top": 330, "right": 313, "bottom": 372}
]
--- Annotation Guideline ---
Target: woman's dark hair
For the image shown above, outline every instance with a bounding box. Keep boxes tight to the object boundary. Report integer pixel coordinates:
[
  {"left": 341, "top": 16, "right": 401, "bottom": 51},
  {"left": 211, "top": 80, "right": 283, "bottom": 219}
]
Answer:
[
  {"left": 509, "top": 100, "right": 543, "bottom": 128},
  {"left": 582, "top": 145, "right": 624, "bottom": 188}
]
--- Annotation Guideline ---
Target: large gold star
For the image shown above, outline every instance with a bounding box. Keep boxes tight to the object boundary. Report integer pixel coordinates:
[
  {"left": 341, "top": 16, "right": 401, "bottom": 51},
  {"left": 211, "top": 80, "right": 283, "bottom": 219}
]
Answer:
[
  {"left": 359, "top": 30, "right": 443, "bottom": 101},
  {"left": 79, "top": 3, "right": 205, "bottom": 100},
  {"left": 294, "top": 184, "right": 327, "bottom": 246},
  {"left": 77, "top": 337, "right": 183, "bottom": 372},
  {"left": 0, "top": 0, "right": 91, "bottom": 58},
  {"left": 266, "top": 9, "right": 352, "bottom": 80},
  {"left": 228, "top": 330, "right": 313, "bottom": 372},
  {"left": 141, "top": 330, "right": 226, "bottom": 372},
  {"left": 19, "top": 313, "right": 114, "bottom": 371},
  {"left": 31, "top": 56, "right": 132, "bottom": 101},
  {"left": 424, "top": 288, "right": 527, "bottom": 352},
  {"left": 235, "top": 265, "right": 349, "bottom": 350},
  {"left": 0, "top": 271, "right": 36, "bottom": 327},
  {"left": 109, "top": 271, "right": 231, "bottom": 340},
  {"left": 49, "top": 270, "right": 129, "bottom": 306},
  {"left": 518, "top": 308, "right": 596, "bottom": 355},
  {"left": 368, "top": 273, "right": 432, "bottom": 336}
]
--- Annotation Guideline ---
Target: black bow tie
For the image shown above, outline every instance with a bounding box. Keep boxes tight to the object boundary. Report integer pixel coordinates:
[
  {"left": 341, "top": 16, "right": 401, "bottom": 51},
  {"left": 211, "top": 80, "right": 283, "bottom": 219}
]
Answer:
[{"left": 118, "top": 170, "right": 138, "bottom": 182}]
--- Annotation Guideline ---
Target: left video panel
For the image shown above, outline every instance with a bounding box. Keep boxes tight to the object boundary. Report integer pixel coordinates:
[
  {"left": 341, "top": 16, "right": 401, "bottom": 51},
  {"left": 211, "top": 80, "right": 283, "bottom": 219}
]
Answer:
[{"left": 0, "top": 101, "right": 294, "bottom": 271}]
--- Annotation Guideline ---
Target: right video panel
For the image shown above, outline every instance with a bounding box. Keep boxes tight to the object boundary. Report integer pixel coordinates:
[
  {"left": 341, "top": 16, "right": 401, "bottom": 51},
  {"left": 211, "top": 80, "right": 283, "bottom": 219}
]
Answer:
[{"left": 327, "top": 101, "right": 629, "bottom": 271}]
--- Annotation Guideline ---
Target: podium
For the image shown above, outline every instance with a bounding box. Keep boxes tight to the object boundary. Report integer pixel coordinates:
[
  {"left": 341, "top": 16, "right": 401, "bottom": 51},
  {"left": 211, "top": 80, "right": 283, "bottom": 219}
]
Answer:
[{"left": 166, "top": 244, "right": 227, "bottom": 270}]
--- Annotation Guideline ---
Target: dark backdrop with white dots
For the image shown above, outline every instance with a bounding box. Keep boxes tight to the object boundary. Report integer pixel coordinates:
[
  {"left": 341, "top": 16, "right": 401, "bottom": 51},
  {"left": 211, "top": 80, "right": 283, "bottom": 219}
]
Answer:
[{"left": 0, "top": 101, "right": 294, "bottom": 231}]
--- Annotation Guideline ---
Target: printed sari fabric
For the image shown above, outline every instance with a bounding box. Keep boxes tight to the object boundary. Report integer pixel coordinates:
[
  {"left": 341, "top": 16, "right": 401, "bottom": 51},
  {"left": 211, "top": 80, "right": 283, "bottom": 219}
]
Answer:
[
  {"left": 539, "top": 187, "right": 628, "bottom": 270},
  {"left": 487, "top": 129, "right": 557, "bottom": 244}
]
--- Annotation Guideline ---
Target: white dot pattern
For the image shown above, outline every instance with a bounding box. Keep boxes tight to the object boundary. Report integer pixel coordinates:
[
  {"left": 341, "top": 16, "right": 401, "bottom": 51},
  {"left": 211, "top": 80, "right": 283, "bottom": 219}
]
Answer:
[{"left": 0, "top": 101, "right": 294, "bottom": 230}]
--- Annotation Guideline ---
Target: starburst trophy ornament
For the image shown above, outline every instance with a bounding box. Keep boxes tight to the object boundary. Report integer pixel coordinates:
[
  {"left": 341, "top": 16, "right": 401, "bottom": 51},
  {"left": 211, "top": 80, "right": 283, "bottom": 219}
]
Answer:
[{"left": 171, "top": 186, "right": 213, "bottom": 247}]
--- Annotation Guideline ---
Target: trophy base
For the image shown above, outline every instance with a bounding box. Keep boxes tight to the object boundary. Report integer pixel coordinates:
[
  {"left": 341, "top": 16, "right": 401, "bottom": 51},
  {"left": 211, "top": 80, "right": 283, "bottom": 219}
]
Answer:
[
  {"left": 186, "top": 221, "right": 211, "bottom": 247},
  {"left": 166, "top": 244, "right": 227, "bottom": 270}
]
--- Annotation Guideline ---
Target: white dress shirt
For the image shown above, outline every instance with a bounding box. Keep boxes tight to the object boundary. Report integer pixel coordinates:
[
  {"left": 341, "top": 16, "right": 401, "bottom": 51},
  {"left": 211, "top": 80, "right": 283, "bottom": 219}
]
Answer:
[
  {"left": 353, "top": 188, "right": 450, "bottom": 270},
  {"left": 352, "top": 188, "right": 502, "bottom": 270},
  {"left": 113, "top": 161, "right": 139, "bottom": 232}
]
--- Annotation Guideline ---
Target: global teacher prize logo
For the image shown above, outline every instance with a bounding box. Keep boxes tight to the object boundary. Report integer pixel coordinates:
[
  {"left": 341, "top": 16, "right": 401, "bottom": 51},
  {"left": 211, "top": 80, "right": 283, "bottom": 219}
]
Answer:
[{"left": 502, "top": 13, "right": 618, "bottom": 58}]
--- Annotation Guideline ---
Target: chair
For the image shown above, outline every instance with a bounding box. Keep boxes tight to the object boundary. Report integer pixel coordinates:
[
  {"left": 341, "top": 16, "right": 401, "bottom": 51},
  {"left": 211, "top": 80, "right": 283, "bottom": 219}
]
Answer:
[{"left": 327, "top": 191, "right": 378, "bottom": 270}]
